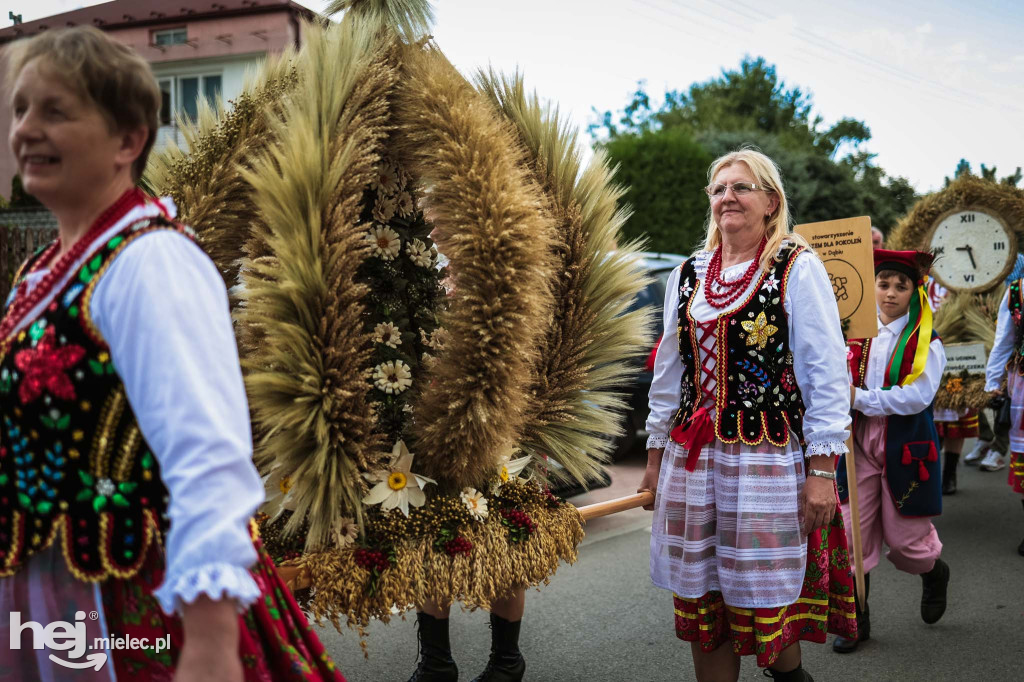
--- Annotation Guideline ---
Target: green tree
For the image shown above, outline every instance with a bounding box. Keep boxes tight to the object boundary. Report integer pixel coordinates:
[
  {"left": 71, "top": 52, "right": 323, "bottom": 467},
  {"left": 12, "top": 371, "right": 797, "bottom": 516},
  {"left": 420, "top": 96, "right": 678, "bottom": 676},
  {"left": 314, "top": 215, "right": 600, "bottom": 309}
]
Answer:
[
  {"left": 592, "top": 57, "right": 917, "bottom": 251},
  {"left": 944, "top": 159, "right": 1021, "bottom": 187},
  {"left": 604, "top": 127, "right": 712, "bottom": 254}
]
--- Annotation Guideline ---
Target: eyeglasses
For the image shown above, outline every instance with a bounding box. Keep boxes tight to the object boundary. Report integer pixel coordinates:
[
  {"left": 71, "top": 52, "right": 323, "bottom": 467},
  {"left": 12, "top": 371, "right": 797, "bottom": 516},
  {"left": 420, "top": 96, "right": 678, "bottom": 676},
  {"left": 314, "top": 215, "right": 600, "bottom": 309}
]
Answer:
[{"left": 704, "top": 182, "right": 771, "bottom": 199}]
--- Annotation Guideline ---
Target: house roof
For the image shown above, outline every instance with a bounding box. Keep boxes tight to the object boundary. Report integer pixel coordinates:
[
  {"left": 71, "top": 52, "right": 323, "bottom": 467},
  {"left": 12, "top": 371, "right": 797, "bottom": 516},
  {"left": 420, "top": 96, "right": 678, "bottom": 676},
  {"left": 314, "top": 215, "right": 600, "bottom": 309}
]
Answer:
[{"left": 1, "top": 0, "right": 319, "bottom": 43}]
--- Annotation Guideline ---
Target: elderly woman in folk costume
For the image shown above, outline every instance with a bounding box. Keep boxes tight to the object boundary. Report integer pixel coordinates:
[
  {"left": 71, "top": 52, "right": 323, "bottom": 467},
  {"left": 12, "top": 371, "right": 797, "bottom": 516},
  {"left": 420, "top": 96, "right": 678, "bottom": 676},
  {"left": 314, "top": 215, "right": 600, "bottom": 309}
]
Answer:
[
  {"left": 639, "top": 149, "right": 856, "bottom": 682},
  {"left": 0, "top": 27, "right": 343, "bottom": 681}
]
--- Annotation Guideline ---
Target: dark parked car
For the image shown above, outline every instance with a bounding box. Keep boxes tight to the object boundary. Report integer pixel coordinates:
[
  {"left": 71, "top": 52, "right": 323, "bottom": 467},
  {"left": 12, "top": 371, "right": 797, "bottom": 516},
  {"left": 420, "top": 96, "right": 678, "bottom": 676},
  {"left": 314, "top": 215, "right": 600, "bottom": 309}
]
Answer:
[{"left": 610, "top": 251, "right": 687, "bottom": 460}]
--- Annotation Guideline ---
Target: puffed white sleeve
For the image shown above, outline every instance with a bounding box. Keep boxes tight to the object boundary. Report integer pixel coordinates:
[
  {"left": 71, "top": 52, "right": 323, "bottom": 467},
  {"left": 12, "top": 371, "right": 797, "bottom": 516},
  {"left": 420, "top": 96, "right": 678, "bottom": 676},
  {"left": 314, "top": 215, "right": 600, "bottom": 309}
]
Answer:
[
  {"left": 785, "top": 252, "right": 850, "bottom": 457},
  {"left": 90, "top": 230, "right": 263, "bottom": 615},
  {"left": 645, "top": 265, "right": 683, "bottom": 449},
  {"left": 853, "top": 338, "right": 946, "bottom": 416},
  {"left": 985, "top": 288, "right": 1014, "bottom": 391}
]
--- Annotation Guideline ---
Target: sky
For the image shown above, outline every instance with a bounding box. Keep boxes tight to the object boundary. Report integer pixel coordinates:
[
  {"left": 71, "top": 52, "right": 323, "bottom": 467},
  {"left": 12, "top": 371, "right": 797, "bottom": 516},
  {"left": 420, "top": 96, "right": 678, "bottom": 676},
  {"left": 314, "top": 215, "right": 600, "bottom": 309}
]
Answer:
[{"left": 7, "top": 0, "right": 1024, "bottom": 193}]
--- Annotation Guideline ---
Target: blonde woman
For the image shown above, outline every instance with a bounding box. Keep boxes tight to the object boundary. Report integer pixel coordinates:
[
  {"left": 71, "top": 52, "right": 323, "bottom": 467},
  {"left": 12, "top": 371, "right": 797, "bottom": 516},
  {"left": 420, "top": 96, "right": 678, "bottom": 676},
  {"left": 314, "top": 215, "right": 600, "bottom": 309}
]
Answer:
[{"left": 639, "top": 149, "right": 856, "bottom": 681}]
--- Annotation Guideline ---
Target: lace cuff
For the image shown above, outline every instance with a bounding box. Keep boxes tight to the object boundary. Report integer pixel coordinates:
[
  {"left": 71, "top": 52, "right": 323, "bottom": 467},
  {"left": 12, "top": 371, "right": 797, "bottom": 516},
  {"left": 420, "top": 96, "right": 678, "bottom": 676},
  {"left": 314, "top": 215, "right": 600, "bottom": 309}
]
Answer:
[
  {"left": 646, "top": 433, "right": 670, "bottom": 449},
  {"left": 804, "top": 439, "right": 849, "bottom": 458},
  {"left": 153, "top": 562, "right": 261, "bottom": 616}
]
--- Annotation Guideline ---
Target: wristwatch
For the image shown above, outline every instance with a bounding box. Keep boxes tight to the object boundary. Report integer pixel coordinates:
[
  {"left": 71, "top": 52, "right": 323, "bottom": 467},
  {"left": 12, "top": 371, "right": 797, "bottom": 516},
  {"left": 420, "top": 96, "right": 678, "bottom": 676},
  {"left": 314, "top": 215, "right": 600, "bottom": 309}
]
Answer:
[{"left": 807, "top": 469, "right": 836, "bottom": 480}]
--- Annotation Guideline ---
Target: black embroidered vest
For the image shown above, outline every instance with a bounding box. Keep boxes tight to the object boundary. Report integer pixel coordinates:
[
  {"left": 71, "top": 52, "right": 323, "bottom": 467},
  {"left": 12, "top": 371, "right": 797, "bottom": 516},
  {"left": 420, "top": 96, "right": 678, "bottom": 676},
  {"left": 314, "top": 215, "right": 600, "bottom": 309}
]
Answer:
[
  {"left": 0, "top": 215, "right": 189, "bottom": 581},
  {"left": 1008, "top": 278, "right": 1024, "bottom": 376},
  {"left": 675, "top": 245, "right": 805, "bottom": 446}
]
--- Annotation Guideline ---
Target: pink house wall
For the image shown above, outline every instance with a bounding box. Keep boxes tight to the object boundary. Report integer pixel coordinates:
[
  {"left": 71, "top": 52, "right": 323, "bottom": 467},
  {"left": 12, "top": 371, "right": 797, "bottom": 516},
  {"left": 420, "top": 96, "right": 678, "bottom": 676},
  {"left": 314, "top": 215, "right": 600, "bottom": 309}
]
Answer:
[{"left": 0, "top": 10, "right": 300, "bottom": 201}]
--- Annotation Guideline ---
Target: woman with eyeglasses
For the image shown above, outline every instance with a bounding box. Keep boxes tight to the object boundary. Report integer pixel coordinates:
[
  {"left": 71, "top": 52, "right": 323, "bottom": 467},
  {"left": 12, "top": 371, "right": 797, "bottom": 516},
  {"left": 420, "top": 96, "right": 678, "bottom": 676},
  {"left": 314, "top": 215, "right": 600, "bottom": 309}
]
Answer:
[
  {"left": 638, "top": 148, "right": 856, "bottom": 682},
  {"left": 0, "top": 26, "right": 344, "bottom": 681}
]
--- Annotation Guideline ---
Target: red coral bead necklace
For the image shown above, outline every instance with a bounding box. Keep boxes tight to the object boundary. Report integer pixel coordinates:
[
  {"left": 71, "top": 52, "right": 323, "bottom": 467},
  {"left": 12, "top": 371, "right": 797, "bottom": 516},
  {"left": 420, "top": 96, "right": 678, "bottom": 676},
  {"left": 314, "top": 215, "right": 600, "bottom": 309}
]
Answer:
[{"left": 704, "top": 236, "right": 767, "bottom": 310}]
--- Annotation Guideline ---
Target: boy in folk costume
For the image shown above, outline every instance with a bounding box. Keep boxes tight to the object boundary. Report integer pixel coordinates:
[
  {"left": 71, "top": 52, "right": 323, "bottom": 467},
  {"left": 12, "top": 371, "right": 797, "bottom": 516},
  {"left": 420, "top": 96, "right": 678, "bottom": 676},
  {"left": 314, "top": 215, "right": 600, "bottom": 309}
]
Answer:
[{"left": 833, "top": 249, "right": 952, "bottom": 653}]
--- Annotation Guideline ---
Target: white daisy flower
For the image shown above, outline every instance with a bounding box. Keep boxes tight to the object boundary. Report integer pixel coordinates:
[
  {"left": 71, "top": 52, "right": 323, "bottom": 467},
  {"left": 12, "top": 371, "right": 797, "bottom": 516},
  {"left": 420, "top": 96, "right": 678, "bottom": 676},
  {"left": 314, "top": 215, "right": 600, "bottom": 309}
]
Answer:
[
  {"left": 373, "top": 321, "right": 401, "bottom": 349},
  {"left": 367, "top": 225, "right": 401, "bottom": 261},
  {"left": 373, "top": 360, "right": 413, "bottom": 394},
  {"left": 333, "top": 517, "right": 359, "bottom": 547},
  {"left": 373, "top": 195, "right": 397, "bottom": 223},
  {"left": 407, "top": 238, "right": 433, "bottom": 268},
  {"left": 460, "top": 488, "right": 488, "bottom": 521},
  {"left": 362, "top": 441, "right": 436, "bottom": 516},
  {"left": 371, "top": 164, "right": 399, "bottom": 194},
  {"left": 396, "top": 191, "right": 414, "bottom": 217}
]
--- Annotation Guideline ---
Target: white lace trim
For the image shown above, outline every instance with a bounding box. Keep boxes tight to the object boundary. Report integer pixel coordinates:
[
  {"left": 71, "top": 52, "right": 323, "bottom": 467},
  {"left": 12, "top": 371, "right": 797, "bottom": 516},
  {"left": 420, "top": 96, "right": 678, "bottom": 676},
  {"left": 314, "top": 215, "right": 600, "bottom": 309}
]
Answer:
[
  {"left": 646, "top": 433, "right": 670, "bottom": 449},
  {"left": 803, "top": 439, "right": 848, "bottom": 457},
  {"left": 153, "top": 562, "right": 261, "bottom": 616}
]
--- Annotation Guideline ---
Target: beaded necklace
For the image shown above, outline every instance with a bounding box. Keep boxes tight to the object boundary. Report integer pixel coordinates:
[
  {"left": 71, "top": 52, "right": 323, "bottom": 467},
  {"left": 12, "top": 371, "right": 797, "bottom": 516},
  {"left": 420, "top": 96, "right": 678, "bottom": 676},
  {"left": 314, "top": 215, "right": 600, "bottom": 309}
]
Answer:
[
  {"left": 704, "top": 237, "right": 768, "bottom": 310},
  {"left": 0, "top": 187, "right": 145, "bottom": 342}
]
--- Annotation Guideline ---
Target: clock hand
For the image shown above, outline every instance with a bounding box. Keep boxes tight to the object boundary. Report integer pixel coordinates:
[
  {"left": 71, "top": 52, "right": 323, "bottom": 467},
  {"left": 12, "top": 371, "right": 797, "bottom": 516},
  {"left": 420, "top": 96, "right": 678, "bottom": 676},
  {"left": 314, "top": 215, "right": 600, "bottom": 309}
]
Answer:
[{"left": 956, "top": 245, "right": 977, "bottom": 269}]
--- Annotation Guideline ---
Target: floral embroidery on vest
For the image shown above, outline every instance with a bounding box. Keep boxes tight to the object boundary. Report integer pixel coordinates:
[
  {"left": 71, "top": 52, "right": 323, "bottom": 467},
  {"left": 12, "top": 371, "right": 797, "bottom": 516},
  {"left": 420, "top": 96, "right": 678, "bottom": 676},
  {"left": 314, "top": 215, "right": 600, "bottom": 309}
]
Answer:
[
  {"left": 0, "top": 216, "right": 191, "bottom": 581},
  {"left": 675, "top": 245, "right": 806, "bottom": 447}
]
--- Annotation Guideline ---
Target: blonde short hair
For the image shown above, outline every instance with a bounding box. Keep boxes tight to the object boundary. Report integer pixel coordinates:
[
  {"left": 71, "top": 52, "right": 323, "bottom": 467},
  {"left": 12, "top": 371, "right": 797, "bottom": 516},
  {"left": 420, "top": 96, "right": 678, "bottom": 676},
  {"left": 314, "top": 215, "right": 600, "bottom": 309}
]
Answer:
[
  {"left": 701, "top": 147, "right": 808, "bottom": 271},
  {"left": 5, "top": 26, "right": 161, "bottom": 181}
]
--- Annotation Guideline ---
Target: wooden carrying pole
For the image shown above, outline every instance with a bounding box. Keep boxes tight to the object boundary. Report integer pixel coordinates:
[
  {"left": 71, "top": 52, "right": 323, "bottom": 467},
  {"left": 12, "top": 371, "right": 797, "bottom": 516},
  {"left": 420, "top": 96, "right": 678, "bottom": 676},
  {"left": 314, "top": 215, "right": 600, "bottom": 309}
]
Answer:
[
  {"left": 577, "top": 491, "right": 654, "bottom": 521},
  {"left": 844, "top": 433, "right": 867, "bottom": 603}
]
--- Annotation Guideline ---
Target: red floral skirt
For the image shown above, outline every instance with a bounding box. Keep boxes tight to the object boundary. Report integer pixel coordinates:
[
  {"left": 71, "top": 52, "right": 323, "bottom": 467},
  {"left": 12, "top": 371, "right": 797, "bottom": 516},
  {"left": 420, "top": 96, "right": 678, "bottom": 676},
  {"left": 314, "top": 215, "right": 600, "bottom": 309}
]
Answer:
[
  {"left": 935, "top": 410, "right": 979, "bottom": 439},
  {"left": 672, "top": 504, "right": 857, "bottom": 668},
  {"left": 100, "top": 530, "right": 345, "bottom": 681},
  {"left": 1009, "top": 452, "right": 1024, "bottom": 495}
]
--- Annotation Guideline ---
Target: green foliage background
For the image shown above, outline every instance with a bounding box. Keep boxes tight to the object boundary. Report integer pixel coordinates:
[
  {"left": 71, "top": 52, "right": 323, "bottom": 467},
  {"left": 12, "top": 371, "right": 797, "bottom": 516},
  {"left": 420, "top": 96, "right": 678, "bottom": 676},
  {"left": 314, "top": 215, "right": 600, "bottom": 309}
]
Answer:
[{"left": 592, "top": 57, "right": 920, "bottom": 255}]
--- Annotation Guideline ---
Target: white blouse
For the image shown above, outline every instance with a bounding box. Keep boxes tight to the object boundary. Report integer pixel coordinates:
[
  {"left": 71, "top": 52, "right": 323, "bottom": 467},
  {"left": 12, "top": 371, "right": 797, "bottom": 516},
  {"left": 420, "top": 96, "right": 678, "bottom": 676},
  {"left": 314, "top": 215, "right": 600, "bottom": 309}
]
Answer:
[
  {"left": 985, "top": 288, "right": 1014, "bottom": 392},
  {"left": 646, "top": 247, "right": 851, "bottom": 457},
  {"left": 852, "top": 312, "right": 946, "bottom": 416},
  {"left": 14, "top": 199, "right": 262, "bottom": 615}
]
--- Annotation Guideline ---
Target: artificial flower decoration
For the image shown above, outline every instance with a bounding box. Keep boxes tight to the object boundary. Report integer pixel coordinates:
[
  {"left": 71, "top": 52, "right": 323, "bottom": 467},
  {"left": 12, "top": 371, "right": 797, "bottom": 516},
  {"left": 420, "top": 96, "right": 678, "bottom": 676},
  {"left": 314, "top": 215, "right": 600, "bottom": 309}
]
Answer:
[
  {"left": 371, "top": 163, "right": 399, "bottom": 194},
  {"left": 373, "top": 321, "right": 402, "bottom": 349},
  {"left": 373, "top": 195, "right": 397, "bottom": 223},
  {"left": 367, "top": 225, "right": 401, "bottom": 260},
  {"left": 333, "top": 517, "right": 360, "bottom": 547},
  {"left": 460, "top": 487, "right": 489, "bottom": 521},
  {"left": 373, "top": 360, "right": 413, "bottom": 394},
  {"left": 396, "top": 191, "right": 414, "bottom": 217},
  {"left": 362, "top": 440, "right": 436, "bottom": 516},
  {"left": 740, "top": 311, "right": 778, "bottom": 350},
  {"left": 761, "top": 272, "right": 780, "bottom": 293},
  {"left": 492, "top": 454, "right": 532, "bottom": 492},
  {"left": 407, "top": 238, "right": 433, "bottom": 268}
]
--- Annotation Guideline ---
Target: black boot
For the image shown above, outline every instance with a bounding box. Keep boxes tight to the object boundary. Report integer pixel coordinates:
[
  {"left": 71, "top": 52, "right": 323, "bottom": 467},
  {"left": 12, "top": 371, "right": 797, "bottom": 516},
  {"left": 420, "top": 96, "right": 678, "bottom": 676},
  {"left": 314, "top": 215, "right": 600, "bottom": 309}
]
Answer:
[
  {"left": 762, "top": 663, "right": 814, "bottom": 681},
  {"left": 921, "top": 557, "right": 950, "bottom": 624},
  {"left": 471, "top": 614, "right": 525, "bottom": 682},
  {"left": 408, "top": 612, "right": 458, "bottom": 682},
  {"left": 942, "top": 451, "right": 959, "bottom": 495},
  {"left": 832, "top": 573, "right": 870, "bottom": 653}
]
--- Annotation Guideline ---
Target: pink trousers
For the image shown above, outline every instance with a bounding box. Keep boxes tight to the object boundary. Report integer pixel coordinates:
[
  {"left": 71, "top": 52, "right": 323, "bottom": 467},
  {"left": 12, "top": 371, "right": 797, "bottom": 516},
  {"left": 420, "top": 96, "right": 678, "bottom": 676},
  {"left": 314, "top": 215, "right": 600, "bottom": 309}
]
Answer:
[{"left": 840, "top": 415, "right": 942, "bottom": 575}]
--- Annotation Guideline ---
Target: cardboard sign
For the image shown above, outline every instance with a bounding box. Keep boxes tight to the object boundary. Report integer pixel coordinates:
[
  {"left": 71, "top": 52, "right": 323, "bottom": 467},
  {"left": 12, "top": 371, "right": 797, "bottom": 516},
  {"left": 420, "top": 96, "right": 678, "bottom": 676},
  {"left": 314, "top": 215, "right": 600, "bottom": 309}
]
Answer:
[
  {"left": 794, "top": 216, "right": 877, "bottom": 340},
  {"left": 943, "top": 342, "right": 988, "bottom": 375}
]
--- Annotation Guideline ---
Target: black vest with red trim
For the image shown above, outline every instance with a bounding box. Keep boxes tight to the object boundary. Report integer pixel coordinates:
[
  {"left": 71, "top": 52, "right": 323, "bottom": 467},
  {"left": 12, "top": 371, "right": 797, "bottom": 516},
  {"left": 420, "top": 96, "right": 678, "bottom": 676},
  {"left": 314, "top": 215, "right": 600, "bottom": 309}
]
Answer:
[
  {"left": 838, "top": 331, "right": 942, "bottom": 518},
  {"left": 1008, "top": 278, "right": 1024, "bottom": 376},
  {"left": 674, "top": 244, "right": 805, "bottom": 446},
  {"left": 0, "top": 212, "right": 190, "bottom": 581}
]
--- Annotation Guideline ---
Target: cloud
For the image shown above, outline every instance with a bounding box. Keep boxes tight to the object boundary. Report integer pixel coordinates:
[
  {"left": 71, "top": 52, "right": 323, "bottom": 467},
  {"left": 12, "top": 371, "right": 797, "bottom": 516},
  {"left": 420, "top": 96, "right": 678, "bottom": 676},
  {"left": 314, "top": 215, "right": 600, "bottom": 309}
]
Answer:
[{"left": 915, "top": 22, "right": 933, "bottom": 34}]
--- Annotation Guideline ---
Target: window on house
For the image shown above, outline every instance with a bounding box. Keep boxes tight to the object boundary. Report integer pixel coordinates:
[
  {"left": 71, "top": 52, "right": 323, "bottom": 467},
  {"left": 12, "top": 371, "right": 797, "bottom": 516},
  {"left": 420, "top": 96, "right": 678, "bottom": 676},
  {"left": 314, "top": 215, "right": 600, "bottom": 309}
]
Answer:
[
  {"left": 157, "top": 74, "right": 223, "bottom": 125},
  {"left": 152, "top": 27, "right": 188, "bottom": 47}
]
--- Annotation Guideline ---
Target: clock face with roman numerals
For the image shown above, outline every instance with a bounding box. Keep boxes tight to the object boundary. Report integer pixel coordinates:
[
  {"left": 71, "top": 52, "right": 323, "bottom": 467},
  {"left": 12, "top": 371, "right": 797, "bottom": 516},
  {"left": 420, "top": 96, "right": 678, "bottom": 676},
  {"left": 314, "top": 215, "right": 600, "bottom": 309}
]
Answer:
[{"left": 926, "top": 207, "right": 1016, "bottom": 293}]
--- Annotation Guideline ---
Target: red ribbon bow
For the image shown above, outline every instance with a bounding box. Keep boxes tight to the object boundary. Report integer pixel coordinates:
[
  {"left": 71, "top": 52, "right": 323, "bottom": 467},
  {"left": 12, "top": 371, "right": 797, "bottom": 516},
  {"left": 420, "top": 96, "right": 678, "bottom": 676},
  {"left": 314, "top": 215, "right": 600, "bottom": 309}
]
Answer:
[{"left": 670, "top": 406, "right": 715, "bottom": 472}]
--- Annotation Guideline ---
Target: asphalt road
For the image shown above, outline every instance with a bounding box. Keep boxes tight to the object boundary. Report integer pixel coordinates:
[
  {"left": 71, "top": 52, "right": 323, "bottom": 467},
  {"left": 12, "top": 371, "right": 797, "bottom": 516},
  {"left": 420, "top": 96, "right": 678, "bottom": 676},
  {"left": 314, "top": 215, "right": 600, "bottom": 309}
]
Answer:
[{"left": 315, "top": 448, "right": 1024, "bottom": 681}]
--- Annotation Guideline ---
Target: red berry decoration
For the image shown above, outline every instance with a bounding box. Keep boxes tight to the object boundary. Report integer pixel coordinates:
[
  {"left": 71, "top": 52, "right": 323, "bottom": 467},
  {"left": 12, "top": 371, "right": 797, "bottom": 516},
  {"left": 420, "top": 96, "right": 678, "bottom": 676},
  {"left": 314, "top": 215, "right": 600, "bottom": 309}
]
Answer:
[{"left": 443, "top": 536, "right": 472, "bottom": 556}]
